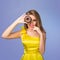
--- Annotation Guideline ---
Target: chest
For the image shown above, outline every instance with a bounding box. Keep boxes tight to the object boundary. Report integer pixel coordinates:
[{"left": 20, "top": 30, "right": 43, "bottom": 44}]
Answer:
[{"left": 26, "top": 30, "right": 40, "bottom": 38}]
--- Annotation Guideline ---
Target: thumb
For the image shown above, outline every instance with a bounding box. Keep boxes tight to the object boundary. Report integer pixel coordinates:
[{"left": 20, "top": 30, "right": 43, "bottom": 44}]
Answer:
[{"left": 23, "top": 21, "right": 27, "bottom": 24}]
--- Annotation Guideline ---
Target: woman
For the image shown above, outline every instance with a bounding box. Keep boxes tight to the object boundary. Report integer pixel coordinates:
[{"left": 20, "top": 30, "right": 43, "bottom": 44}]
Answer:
[{"left": 1, "top": 10, "right": 46, "bottom": 60}]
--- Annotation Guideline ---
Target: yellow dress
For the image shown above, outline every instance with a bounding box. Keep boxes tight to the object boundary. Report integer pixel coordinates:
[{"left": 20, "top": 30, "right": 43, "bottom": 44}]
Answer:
[{"left": 20, "top": 26, "right": 44, "bottom": 60}]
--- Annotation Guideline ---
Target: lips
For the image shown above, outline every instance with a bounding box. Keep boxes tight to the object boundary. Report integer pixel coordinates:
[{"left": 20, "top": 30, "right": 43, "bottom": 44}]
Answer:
[{"left": 30, "top": 23, "right": 34, "bottom": 28}]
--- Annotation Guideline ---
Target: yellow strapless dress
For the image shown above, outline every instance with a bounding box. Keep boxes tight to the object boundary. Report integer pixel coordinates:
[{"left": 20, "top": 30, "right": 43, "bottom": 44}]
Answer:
[{"left": 20, "top": 26, "right": 44, "bottom": 60}]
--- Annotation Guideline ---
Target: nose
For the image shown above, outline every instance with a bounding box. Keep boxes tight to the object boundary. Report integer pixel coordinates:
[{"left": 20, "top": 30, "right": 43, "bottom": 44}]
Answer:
[{"left": 30, "top": 22, "right": 35, "bottom": 26}]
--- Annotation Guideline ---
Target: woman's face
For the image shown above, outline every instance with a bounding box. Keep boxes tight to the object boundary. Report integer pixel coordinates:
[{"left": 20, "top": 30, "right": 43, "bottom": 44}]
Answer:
[{"left": 27, "top": 15, "right": 37, "bottom": 29}]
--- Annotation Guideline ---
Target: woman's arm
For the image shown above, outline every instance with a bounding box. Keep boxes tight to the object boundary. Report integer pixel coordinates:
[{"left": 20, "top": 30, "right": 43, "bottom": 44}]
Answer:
[
  {"left": 33, "top": 26, "right": 46, "bottom": 55},
  {"left": 1, "top": 14, "right": 26, "bottom": 39},
  {"left": 39, "top": 32, "right": 46, "bottom": 55},
  {"left": 2, "top": 29, "right": 21, "bottom": 39}
]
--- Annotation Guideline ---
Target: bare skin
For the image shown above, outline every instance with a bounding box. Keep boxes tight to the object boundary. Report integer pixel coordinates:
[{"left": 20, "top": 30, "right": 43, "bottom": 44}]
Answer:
[
  {"left": 1, "top": 14, "right": 46, "bottom": 55},
  {"left": 1, "top": 14, "right": 40, "bottom": 39},
  {"left": 26, "top": 15, "right": 40, "bottom": 38}
]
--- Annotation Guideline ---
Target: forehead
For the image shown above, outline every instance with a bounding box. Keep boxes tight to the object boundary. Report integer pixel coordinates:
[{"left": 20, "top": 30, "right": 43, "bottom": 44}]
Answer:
[{"left": 29, "top": 15, "right": 36, "bottom": 20}]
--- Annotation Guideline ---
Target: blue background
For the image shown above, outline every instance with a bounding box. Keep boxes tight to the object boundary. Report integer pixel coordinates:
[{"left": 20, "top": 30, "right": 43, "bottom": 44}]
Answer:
[{"left": 0, "top": 0, "right": 60, "bottom": 60}]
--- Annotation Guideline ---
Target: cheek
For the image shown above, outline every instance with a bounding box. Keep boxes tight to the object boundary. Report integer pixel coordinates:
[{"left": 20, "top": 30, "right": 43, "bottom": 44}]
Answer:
[{"left": 27, "top": 22, "right": 37, "bottom": 27}]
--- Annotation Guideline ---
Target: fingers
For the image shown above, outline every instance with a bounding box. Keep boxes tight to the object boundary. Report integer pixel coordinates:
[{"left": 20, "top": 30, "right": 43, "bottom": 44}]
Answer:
[
  {"left": 20, "top": 13, "right": 25, "bottom": 18},
  {"left": 33, "top": 26, "right": 39, "bottom": 31},
  {"left": 33, "top": 26, "right": 36, "bottom": 30},
  {"left": 18, "top": 13, "right": 28, "bottom": 24},
  {"left": 22, "top": 13, "right": 27, "bottom": 17}
]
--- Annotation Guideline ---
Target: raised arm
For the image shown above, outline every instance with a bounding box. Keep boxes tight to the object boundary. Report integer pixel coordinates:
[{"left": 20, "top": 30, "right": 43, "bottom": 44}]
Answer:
[
  {"left": 33, "top": 26, "right": 46, "bottom": 55},
  {"left": 1, "top": 13, "right": 26, "bottom": 39}
]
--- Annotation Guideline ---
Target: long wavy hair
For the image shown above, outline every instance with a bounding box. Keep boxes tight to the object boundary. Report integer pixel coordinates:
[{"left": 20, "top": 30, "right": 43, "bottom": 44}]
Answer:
[{"left": 24, "top": 9, "right": 46, "bottom": 40}]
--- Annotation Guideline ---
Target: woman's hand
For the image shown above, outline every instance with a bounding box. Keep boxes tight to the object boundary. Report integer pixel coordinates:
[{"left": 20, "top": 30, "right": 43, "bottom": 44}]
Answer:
[
  {"left": 33, "top": 26, "right": 42, "bottom": 35},
  {"left": 15, "top": 13, "right": 27, "bottom": 24},
  {"left": 33, "top": 26, "right": 45, "bottom": 55},
  {"left": 1, "top": 13, "right": 27, "bottom": 38}
]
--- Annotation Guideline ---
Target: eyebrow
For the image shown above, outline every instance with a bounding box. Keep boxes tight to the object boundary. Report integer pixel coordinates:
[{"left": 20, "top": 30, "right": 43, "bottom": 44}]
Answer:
[{"left": 32, "top": 19, "right": 37, "bottom": 21}]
